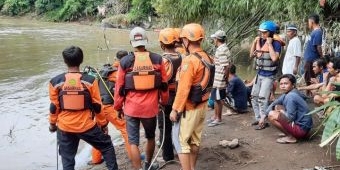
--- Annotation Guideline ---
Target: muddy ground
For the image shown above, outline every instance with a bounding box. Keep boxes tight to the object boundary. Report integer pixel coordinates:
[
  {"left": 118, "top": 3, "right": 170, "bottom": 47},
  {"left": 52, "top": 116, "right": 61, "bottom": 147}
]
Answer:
[{"left": 81, "top": 107, "right": 340, "bottom": 170}]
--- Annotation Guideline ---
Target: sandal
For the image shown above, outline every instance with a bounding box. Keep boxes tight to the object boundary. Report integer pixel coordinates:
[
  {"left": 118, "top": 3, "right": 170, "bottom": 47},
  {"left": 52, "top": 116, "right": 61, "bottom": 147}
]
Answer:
[
  {"left": 251, "top": 121, "right": 259, "bottom": 126},
  {"left": 254, "top": 122, "right": 269, "bottom": 130},
  {"left": 276, "top": 137, "right": 297, "bottom": 144},
  {"left": 208, "top": 120, "right": 224, "bottom": 127}
]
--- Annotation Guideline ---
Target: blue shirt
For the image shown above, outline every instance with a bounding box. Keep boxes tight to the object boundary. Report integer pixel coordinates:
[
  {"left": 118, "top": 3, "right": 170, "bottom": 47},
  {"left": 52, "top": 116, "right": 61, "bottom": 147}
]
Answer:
[
  {"left": 266, "top": 89, "right": 313, "bottom": 131},
  {"left": 304, "top": 29, "right": 323, "bottom": 62},
  {"left": 227, "top": 75, "right": 248, "bottom": 111},
  {"left": 258, "top": 39, "right": 282, "bottom": 77}
]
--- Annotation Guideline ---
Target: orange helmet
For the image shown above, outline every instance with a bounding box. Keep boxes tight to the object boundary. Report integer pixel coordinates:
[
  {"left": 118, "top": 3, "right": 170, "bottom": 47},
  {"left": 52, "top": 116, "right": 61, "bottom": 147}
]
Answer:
[
  {"left": 180, "top": 23, "right": 204, "bottom": 42},
  {"left": 158, "top": 28, "right": 179, "bottom": 44},
  {"left": 173, "top": 28, "right": 181, "bottom": 41}
]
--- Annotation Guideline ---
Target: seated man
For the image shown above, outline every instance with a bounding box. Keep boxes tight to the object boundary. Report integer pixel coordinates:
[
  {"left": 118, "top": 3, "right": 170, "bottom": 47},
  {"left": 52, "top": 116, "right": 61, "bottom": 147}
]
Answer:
[
  {"left": 224, "top": 64, "right": 248, "bottom": 114},
  {"left": 264, "top": 74, "right": 313, "bottom": 144},
  {"left": 298, "top": 58, "right": 328, "bottom": 94},
  {"left": 313, "top": 57, "right": 340, "bottom": 106}
]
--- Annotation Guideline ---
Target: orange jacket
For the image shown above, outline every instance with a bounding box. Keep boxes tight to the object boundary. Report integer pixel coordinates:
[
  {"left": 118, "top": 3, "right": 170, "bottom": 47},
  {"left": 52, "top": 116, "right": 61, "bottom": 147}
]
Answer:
[
  {"left": 107, "top": 61, "right": 120, "bottom": 82},
  {"left": 172, "top": 49, "right": 210, "bottom": 112},
  {"left": 114, "top": 51, "right": 169, "bottom": 118},
  {"left": 49, "top": 73, "right": 107, "bottom": 133}
]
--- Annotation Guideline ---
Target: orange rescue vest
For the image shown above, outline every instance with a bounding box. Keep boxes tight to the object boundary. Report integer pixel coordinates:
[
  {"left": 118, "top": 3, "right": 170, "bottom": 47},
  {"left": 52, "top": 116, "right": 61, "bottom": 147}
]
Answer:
[
  {"left": 162, "top": 53, "right": 182, "bottom": 91},
  {"left": 58, "top": 73, "right": 92, "bottom": 111},
  {"left": 125, "top": 52, "right": 162, "bottom": 90},
  {"left": 189, "top": 52, "right": 215, "bottom": 104},
  {"left": 255, "top": 38, "right": 279, "bottom": 72}
]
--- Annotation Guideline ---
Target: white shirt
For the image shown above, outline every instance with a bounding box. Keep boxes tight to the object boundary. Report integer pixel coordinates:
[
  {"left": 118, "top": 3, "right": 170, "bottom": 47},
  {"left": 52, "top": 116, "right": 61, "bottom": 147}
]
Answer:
[{"left": 282, "top": 36, "right": 302, "bottom": 75}]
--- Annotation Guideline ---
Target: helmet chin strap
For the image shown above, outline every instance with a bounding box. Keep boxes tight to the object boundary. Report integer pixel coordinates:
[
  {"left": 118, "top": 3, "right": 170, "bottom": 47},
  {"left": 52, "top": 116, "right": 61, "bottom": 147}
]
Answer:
[{"left": 183, "top": 41, "right": 190, "bottom": 54}]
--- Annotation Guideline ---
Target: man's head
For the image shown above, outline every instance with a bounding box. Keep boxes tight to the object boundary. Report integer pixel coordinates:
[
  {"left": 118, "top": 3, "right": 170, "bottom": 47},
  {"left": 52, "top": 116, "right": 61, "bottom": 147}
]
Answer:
[
  {"left": 229, "top": 64, "right": 236, "bottom": 75},
  {"left": 312, "top": 58, "right": 326, "bottom": 75},
  {"left": 327, "top": 57, "right": 340, "bottom": 76},
  {"left": 62, "top": 46, "right": 83, "bottom": 67},
  {"left": 258, "top": 20, "right": 276, "bottom": 39},
  {"left": 180, "top": 23, "right": 205, "bottom": 52},
  {"left": 129, "top": 27, "right": 148, "bottom": 49},
  {"left": 116, "top": 50, "right": 128, "bottom": 60},
  {"left": 308, "top": 13, "right": 320, "bottom": 30},
  {"left": 286, "top": 24, "right": 298, "bottom": 39},
  {"left": 210, "top": 30, "right": 226, "bottom": 47},
  {"left": 279, "top": 74, "right": 296, "bottom": 93},
  {"left": 159, "top": 28, "right": 178, "bottom": 50}
]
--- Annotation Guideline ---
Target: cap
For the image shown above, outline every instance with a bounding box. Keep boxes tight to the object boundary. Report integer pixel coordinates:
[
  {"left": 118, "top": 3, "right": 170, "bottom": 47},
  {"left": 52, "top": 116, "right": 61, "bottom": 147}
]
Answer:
[
  {"left": 287, "top": 24, "right": 298, "bottom": 31},
  {"left": 129, "top": 27, "right": 148, "bottom": 47},
  {"left": 210, "top": 30, "right": 226, "bottom": 39}
]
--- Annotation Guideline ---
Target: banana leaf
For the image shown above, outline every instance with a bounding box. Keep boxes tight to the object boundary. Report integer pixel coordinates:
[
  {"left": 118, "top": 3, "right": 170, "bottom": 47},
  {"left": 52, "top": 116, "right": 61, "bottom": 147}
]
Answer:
[
  {"left": 307, "top": 101, "right": 340, "bottom": 115},
  {"left": 321, "top": 107, "right": 340, "bottom": 148}
]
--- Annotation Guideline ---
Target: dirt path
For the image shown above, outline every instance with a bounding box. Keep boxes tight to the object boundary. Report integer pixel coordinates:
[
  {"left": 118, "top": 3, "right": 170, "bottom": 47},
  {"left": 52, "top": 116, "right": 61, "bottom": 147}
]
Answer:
[{"left": 82, "top": 109, "right": 339, "bottom": 170}]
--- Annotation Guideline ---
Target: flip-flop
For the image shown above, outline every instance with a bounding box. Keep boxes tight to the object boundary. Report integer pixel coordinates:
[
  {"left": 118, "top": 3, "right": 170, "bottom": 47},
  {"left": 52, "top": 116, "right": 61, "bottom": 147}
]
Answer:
[
  {"left": 254, "top": 122, "right": 269, "bottom": 130},
  {"left": 251, "top": 121, "right": 259, "bottom": 126},
  {"left": 278, "top": 133, "right": 286, "bottom": 137},
  {"left": 223, "top": 112, "right": 238, "bottom": 116},
  {"left": 208, "top": 120, "right": 224, "bottom": 127},
  {"left": 276, "top": 137, "right": 297, "bottom": 144}
]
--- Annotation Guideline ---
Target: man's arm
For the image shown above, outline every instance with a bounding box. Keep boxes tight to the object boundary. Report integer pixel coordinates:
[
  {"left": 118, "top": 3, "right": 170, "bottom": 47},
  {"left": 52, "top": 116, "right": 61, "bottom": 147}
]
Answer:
[
  {"left": 265, "top": 95, "right": 284, "bottom": 116},
  {"left": 48, "top": 83, "right": 60, "bottom": 126},
  {"left": 317, "top": 45, "right": 323, "bottom": 58},
  {"left": 159, "top": 58, "right": 169, "bottom": 105},
  {"left": 113, "top": 65, "right": 126, "bottom": 111},
  {"left": 172, "top": 59, "right": 194, "bottom": 112},
  {"left": 249, "top": 37, "right": 259, "bottom": 58},
  {"left": 294, "top": 56, "right": 301, "bottom": 75},
  {"left": 90, "top": 79, "right": 107, "bottom": 127},
  {"left": 266, "top": 38, "right": 280, "bottom": 62}
]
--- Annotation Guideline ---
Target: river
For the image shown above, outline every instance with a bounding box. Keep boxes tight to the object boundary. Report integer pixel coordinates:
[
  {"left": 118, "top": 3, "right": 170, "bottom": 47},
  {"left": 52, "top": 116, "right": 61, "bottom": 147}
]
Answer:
[{"left": 0, "top": 17, "right": 255, "bottom": 170}]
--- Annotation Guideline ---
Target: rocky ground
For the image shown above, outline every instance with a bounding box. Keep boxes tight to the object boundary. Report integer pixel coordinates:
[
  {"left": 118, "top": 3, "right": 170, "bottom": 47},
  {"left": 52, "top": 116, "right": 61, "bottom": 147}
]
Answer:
[{"left": 81, "top": 107, "right": 339, "bottom": 170}]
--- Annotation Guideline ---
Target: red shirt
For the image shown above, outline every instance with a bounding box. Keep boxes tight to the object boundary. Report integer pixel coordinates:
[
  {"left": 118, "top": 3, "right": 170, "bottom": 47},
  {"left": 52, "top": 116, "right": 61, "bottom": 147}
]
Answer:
[{"left": 114, "top": 51, "right": 169, "bottom": 118}]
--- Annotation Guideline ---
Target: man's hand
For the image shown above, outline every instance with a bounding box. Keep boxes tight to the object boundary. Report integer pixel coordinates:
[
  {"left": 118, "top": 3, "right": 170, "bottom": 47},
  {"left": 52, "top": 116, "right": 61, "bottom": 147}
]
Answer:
[
  {"left": 118, "top": 110, "right": 124, "bottom": 119},
  {"left": 49, "top": 123, "right": 57, "bottom": 133},
  {"left": 170, "top": 110, "right": 178, "bottom": 122},
  {"left": 310, "top": 78, "right": 319, "bottom": 84},
  {"left": 293, "top": 67, "right": 298, "bottom": 75},
  {"left": 266, "top": 37, "right": 273, "bottom": 45},
  {"left": 101, "top": 125, "right": 108, "bottom": 135}
]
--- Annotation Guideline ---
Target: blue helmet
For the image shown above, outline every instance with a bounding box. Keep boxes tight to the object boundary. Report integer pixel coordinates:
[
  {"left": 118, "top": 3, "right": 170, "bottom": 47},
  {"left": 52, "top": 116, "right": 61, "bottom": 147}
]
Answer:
[{"left": 258, "top": 21, "right": 277, "bottom": 33}]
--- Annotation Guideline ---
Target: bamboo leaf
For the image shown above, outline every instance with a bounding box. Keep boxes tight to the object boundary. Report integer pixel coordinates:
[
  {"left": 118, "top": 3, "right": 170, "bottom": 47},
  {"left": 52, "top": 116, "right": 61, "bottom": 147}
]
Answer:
[{"left": 320, "top": 129, "right": 340, "bottom": 147}]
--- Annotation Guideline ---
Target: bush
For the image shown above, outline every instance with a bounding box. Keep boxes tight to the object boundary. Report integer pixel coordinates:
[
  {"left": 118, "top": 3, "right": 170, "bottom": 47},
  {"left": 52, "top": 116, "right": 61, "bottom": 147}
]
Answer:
[
  {"left": 34, "top": 0, "right": 63, "bottom": 15},
  {"left": 0, "top": 0, "right": 5, "bottom": 10},
  {"left": 1, "top": 0, "right": 34, "bottom": 16}
]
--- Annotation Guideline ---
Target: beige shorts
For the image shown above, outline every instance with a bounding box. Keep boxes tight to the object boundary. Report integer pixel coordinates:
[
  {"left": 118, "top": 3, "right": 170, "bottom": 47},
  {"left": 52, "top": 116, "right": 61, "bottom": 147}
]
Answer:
[{"left": 172, "top": 105, "right": 207, "bottom": 154}]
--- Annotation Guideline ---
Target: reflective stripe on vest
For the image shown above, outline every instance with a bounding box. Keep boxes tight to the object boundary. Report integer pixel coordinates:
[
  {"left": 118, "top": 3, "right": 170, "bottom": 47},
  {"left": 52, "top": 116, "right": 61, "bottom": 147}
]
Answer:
[
  {"left": 58, "top": 73, "right": 92, "bottom": 111},
  {"left": 255, "top": 39, "right": 278, "bottom": 71},
  {"left": 125, "top": 52, "right": 162, "bottom": 90}
]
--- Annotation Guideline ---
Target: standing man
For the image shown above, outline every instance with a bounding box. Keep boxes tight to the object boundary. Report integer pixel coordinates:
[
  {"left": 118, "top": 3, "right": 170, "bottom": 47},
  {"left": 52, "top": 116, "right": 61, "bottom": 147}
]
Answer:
[
  {"left": 48, "top": 46, "right": 118, "bottom": 170},
  {"left": 170, "top": 23, "right": 214, "bottom": 170},
  {"left": 282, "top": 24, "right": 302, "bottom": 75},
  {"left": 303, "top": 14, "right": 323, "bottom": 95},
  {"left": 250, "top": 21, "right": 282, "bottom": 130},
  {"left": 157, "top": 28, "right": 182, "bottom": 162},
  {"left": 207, "top": 30, "right": 231, "bottom": 127},
  {"left": 114, "top": 27, "right": 169, "bottom": 170}
]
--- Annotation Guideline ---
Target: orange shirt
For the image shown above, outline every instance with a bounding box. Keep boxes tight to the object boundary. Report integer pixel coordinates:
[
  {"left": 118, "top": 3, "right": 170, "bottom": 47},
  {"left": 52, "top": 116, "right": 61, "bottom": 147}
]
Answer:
[
  {"left": 172, "top": 49, "right": 210, "bottom": 112},
  {"left": 49, "top": 73, "right": 107, "bottom": 133}
]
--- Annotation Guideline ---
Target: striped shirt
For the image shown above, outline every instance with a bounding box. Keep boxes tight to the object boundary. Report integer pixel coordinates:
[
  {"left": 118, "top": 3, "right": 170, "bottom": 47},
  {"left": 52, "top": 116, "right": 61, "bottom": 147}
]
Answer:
[{"left": 213, "top": 43, "right": 231, "bottom": 89}]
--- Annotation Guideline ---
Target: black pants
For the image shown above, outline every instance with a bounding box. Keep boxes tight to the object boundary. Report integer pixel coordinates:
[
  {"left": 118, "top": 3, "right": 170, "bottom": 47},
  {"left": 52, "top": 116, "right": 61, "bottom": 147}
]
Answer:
[
  {"left": 57, "top": 126, "right": 118, "bottom": 170},
  {"left": 158, "top": 105, "right": 174, "bottom": 161}
]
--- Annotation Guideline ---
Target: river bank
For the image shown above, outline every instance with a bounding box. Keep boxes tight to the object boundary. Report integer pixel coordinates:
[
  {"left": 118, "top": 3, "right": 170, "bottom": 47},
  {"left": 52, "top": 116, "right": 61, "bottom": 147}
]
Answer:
[{"left": 82, "top": 108, "right": 338, "bottom": 170}]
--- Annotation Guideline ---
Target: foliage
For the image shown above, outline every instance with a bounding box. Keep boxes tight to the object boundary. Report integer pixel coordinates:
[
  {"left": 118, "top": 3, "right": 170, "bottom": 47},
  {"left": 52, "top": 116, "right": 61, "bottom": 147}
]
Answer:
[
  {"left": 1, "top": 0, "right": 34, "bottom": 16},
  {"left": 127, "top": 0, "right": 153, "bottom": 23},
  {"left": 34, "top": 0, "right": 63, "bottom": 15},
  {"left": 0, "top": 0, "right": 5, "bottom": 9},
  {"left": 309, "top": 100, "right": 340, "bottom": 159}
]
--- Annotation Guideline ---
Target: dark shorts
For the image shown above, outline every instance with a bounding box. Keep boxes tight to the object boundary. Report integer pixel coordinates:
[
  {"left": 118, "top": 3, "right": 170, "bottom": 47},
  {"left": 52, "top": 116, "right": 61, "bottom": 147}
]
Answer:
[
  {"left": 210, "top": 88, "right": 226, "bottom": 101},
  {"left": 125, "top": 115, "right": 157, "bottom": 146},
  {"left": 278, "top": 114, "right": 308, "bottom": 139}
]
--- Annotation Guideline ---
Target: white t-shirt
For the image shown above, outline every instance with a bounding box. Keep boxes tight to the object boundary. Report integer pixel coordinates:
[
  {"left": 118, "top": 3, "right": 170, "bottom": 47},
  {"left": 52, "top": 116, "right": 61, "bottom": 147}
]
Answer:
[{"left": 282, "top": 36, "right": 302, "bottom": 75}]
